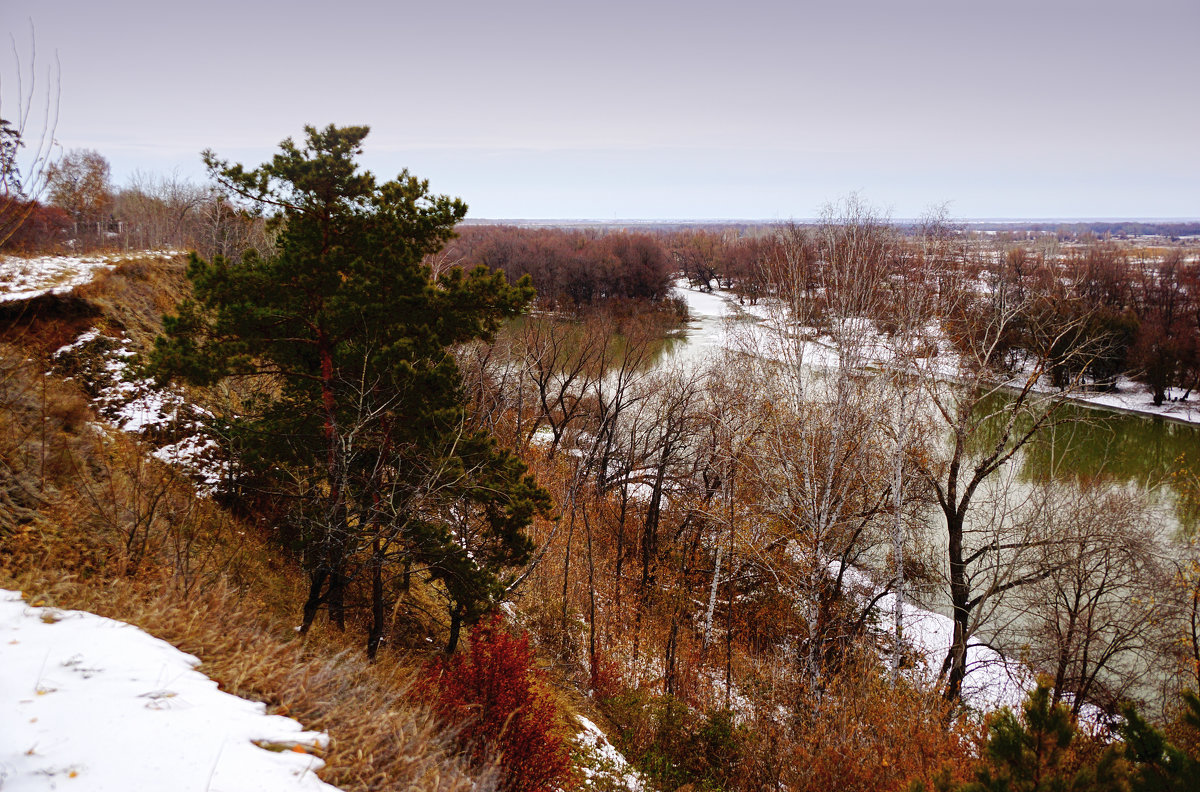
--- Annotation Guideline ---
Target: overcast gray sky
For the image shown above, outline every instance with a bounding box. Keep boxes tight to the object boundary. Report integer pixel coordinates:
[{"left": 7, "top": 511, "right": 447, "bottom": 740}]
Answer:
[{"left": 4, "top": 0, "right": 1197, "bottom": 219}]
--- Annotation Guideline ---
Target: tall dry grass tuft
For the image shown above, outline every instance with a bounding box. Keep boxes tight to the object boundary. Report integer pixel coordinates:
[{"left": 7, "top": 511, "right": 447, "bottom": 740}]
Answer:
[
  {"left": 6, "top": 570, "right": 492, "bottom": 792},
  {"left": 74, "top": 253, "right": 191, "bottom": 348}
]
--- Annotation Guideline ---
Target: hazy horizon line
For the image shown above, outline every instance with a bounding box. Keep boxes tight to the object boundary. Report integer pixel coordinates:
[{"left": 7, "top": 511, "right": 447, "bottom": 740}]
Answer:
[{"left": 463, "top": 217, "right": 1200, "bottom": 226}]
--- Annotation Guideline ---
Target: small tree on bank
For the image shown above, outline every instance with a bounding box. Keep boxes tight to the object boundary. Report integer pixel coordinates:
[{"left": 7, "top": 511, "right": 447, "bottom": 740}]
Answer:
[
  {"left": 152, "top": 124, "right": 550, "bottom": 653},
  {"left": 46, "top": 148, "right": 113, "bottom": 238}
]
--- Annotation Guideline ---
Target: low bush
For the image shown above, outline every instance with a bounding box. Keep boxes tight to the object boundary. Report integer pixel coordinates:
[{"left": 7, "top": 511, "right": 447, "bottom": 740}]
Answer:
[
  {"left": 601, "top": 690, "right": 743, "bottom": 791},
  {"left": 423, "top": 614, "right": 573, "bottom": 792}
]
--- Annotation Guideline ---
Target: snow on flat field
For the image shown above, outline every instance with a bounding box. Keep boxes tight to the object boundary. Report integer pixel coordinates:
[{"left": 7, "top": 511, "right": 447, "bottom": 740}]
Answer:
[
  {"left": 673, "top": 280, "right": 738, "bottom": 320},
  {"left": 0, "top": 251, "right": 183, "bottom": 303},
  {"left": 0, "top": 589, "right": 340, "bottom": 792},
  {"left": 669, "top": 281, "right": 774, "bottom": 365}
]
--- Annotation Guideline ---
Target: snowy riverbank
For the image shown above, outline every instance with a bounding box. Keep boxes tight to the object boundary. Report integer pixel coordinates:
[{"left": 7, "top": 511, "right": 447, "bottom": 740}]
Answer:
[{"left": 671, "top": 281, "right": 1200, "bottom": 426}]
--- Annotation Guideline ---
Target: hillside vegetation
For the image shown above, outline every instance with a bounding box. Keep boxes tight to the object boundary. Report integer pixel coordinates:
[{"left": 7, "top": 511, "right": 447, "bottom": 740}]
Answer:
[
  {"left": 5, "top": 125, "right": 1200, "bottom": 792},
  {"left": 0, "top": 254, "right": 502, "bottom": 791}
]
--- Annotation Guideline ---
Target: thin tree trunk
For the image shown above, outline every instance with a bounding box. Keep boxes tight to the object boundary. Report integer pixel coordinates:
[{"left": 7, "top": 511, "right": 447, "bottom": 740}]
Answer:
[
  {"left": 944, "top": 508, "right": 970, "bottom": 702},
  {"left": 890, "top": 387, "right": 908, "bottom": 684},
  {"left": 703, "top": 545, "right": 724, "bottom": 652},
  {"left": 584, "top": 505, "right": 599, "bottom": 689},
  {"left": 640, "top": 443, "right": 671, "bottom": 610},
  {"left": 560, "top": 508, "right": 576, "bottom": 660},
  {"left": 329, "top": 569, "right": 346, "bottom": 631},
  {"left": 367, "top": 536, "right": 384, "bottom": 661},
  {"left": 614, "top": 488, "right": 629, "bottom": 615},
  {"left": 725, "top": 568, "right": 735, "bottom": 709},
  {"left": 299, "top": 568, "right": 328, "bottom": 635}
]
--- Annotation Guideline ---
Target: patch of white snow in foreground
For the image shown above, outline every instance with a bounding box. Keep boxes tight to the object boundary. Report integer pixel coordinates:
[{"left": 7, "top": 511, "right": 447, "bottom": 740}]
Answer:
[
  {"left": 575, "top": 715, "right": 647, "bottom": 791},
  {"left": 0, "top": 589, "right": 340, "bottom": 792}
]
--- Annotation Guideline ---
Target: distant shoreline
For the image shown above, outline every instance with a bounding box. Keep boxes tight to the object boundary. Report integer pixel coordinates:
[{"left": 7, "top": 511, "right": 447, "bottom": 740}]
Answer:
[{"left": 460, "top": 217, "right": 1200, "bottom": 234}]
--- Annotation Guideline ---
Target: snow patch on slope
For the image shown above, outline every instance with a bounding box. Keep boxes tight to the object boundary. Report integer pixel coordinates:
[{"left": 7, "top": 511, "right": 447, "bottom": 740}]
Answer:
[
  {"left": 575, "top": 715, "right": 648, "bottom": 791},
  {"left": 835, "top": 563, "right": 1033, "bottom": 713},
  {"left": 53, "top": 329, "right": 226, "bottom": 490},
  {"left": 0, "top": 589, "right": 339, "bottom": 792},
  {"left": 0, "top": 251, "right": 183, "bottom": 303}
]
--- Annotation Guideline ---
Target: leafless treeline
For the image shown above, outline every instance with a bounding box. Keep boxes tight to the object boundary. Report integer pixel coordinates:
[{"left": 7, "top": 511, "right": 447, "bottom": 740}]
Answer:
[
  {"left": 444, "top": 220, "right": 1200, "bottom": 407},
  {"left": 456, "top": 199, "right": 1199, "bottom": 763},
  {"left": 3, "top": 153, "right": 269, "bottom": 259}
]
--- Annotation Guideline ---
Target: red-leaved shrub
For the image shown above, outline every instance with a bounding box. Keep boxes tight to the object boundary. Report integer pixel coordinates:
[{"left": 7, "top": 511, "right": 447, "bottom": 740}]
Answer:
[{"left": 424, "top": 614, "right": 573, "bottom": 792}]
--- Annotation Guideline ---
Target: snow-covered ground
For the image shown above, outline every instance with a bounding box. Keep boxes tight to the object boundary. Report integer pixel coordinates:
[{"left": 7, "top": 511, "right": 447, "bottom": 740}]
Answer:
[
  {"left": 0, "top": 589, "right": 338, "bottom": 792},
  {"left": 665, "top": 281, "right": 746, "bottom": 365},
  {"left": 835, "top": 563, "right": 1032, "bottom": 714},
  {"left": 0, "top": 251, "right": 183, "bottom": 303},
  {"left": 575, "top": 715, "right": 648, "bottom": 791},
  {"left": 54, "top": 329, "right": 226, "bottom": 491},
  {"left": 6, "top": 514, "right": 646, "bottom": 792},
  {"left": 1065, "top": 379, "right": 1200, "bottom": 424},
  {"left": 672, "top": 281, "right": 1200, "bottom": 425}
]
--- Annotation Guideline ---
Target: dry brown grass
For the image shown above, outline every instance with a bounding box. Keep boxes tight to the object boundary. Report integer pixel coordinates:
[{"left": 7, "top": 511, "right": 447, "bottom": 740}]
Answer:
[
  {"left": 74, "top": 252, "right": 192, "bottom": 348},
  {"left": 4, "top": 569, "right": 492, "bottom": 792},
  {"left": 1, "top": 285, "right": 495, "bottom": 791},
  {"left": 0, "top": 252, "right": 189, "bottom": 356},
  {"left": 1, "top": 443, "right": 493, "bottom": 791}
]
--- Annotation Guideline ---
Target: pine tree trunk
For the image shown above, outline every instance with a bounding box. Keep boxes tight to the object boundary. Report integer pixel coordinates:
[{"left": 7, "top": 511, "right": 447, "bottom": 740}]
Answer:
[
  {"left": 318, "top": 334, "right": 349, "bottom": 633},
  {"left": 446, "top": 603, "right": 466, "bottom": 654}
]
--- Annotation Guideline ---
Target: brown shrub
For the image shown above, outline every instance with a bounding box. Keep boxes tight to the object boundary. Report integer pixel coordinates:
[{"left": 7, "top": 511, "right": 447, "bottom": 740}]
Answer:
[
  {"left": 735, "top": 659, "right": 978, "bottom": 792},
  {"left": 422, "top": 614, "right": 573, "bottom": 792}
]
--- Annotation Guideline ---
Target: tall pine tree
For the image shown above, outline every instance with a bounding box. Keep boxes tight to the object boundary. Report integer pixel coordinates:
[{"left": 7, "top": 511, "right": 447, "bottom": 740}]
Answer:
[{"left": 152, "top": 124, "right": 549, "bottom": 654}]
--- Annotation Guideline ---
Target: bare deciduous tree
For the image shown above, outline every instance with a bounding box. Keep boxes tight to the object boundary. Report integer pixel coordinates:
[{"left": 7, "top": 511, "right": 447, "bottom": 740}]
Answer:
[
  {"left": 114, "top": 171, "right": 208, "bottom": 250},
  {"left": 728, "top": 197, "right": 896, "bottom": 691},
  {"left": 0, "top": 23, "right": 60, "bottom": 246},
  {"left": 1021, "top": 483, "right": 1165, "bottom": 716},
  {"left": 912, "top": 243, "right": 1117, "bottom": 702}
]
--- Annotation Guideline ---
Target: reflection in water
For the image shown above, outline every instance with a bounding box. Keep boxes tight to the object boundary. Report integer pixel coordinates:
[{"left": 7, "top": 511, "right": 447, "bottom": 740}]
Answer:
[
  {"left": 541, "top": 285, "right": 1200, "bottom": 534},
  {"left": 502, "top": 313, "right": 686, "bottom": 375},
  {"left": 970, "top": 391, "right": 1200, "bottom": 534}
]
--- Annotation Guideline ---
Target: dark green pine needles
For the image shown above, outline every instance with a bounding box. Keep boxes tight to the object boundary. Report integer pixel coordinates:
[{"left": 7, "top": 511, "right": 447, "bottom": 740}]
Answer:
[{"left": 152, "top": 124, "right": 550, "bottom": 656}]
